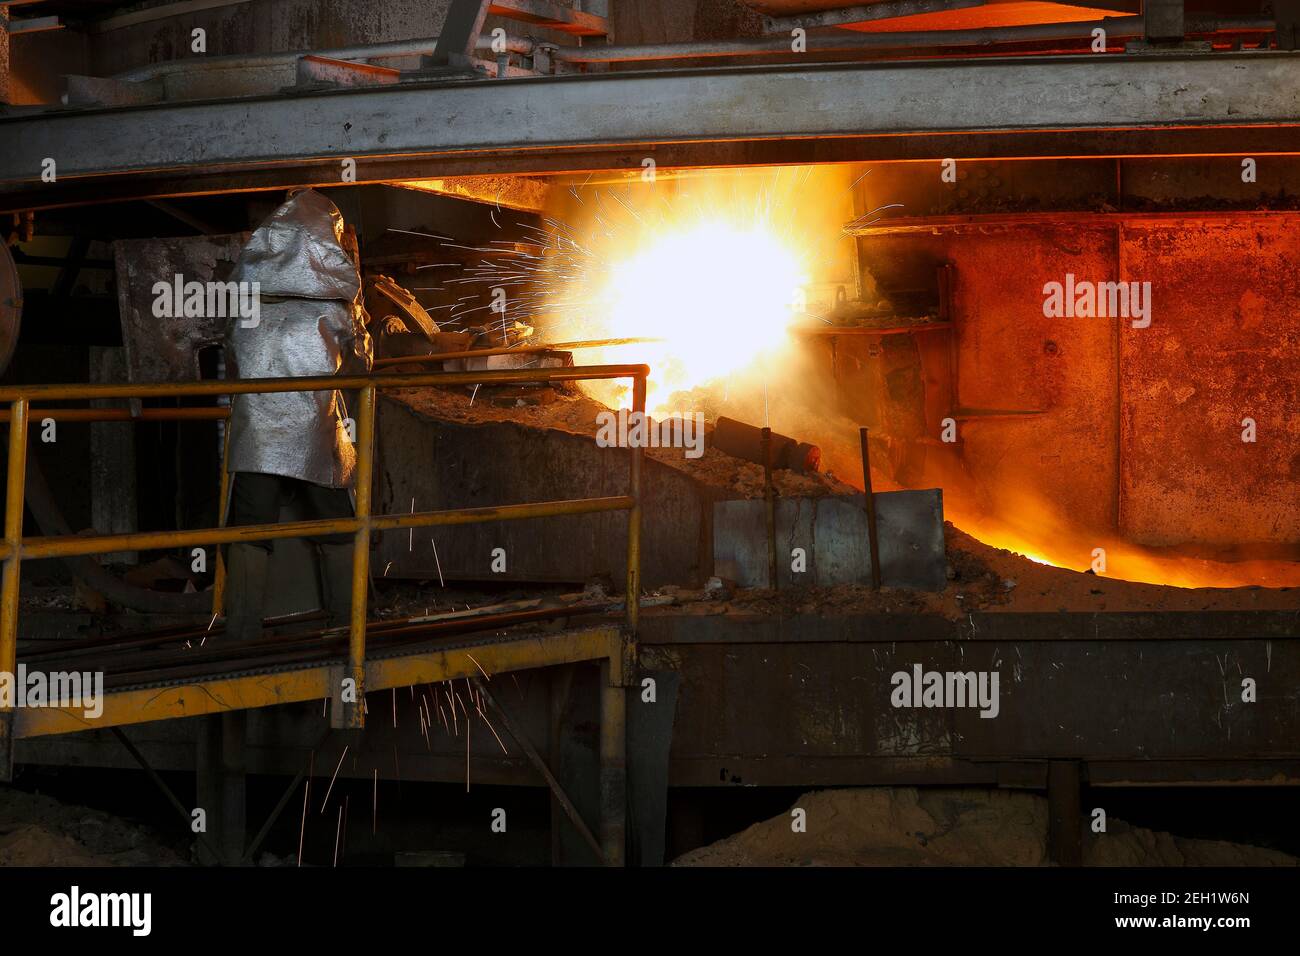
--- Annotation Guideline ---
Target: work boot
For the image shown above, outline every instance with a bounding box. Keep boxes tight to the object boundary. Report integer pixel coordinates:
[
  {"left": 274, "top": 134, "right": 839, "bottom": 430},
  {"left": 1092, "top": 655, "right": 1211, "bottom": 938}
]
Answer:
[
  {"left": 318, "top": 542, "right": 355, "bottom": 629},
  {"left": 224, "top": 544, "right": 269, "bottom": 642}
]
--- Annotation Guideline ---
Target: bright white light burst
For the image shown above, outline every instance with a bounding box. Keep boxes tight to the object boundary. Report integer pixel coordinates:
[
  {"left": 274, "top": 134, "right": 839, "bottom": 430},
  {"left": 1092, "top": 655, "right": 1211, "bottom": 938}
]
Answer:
[{"left": 597, "top": 222, "right": 806, "bottom": 407}]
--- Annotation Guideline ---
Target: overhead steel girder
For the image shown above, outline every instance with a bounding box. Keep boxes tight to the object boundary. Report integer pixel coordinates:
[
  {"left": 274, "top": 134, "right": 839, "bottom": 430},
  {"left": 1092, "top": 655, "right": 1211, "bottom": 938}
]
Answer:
[{"left": 2, "top": 52, "right": 1300, "bottom": 211}]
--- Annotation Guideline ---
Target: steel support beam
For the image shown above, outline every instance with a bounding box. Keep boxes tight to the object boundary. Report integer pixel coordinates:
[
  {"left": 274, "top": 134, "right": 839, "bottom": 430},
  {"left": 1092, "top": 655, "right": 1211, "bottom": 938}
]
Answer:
[
  {"left": 1144, "top": 0, "right": 1186, "bottom": 41},
  {"left": 1047, "top": 760, "right": 1083, "bottom": 866},
  {"left": 2, "top": 53, "right": 1299, "bottom": 207},
  {"left": 13, "top": 625, "right": 623, "bottom": 738},
  {"left": 427, "top": 0, "right": 492, "bottom": 66}
]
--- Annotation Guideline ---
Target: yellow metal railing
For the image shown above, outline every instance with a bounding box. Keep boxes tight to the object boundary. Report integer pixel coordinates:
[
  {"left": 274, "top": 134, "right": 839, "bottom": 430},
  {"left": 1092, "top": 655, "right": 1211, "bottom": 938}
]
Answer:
[{"left": 0, "top": 364, "right": 648, "bottom": 732}]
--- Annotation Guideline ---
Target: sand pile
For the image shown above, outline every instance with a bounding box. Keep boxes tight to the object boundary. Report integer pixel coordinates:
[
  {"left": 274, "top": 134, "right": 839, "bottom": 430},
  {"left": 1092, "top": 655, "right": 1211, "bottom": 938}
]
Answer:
[
  {"left": 673, "top": 787, "right": 1296, "bottom": 867},
  {"left": 0, "top": 785, "right": 185, "bottom": 866}
]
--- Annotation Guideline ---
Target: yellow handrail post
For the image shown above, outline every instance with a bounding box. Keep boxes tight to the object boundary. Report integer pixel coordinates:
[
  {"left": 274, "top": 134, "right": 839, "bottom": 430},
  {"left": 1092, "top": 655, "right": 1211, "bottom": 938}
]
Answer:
[
  {"left": 625, "top": 372, "right": 645, "bottom": 635},
  {"left": 345, "top": 385, "right": 377, "bottom": 729},
  {"left": 0, "top": 398, "right": 29, "bottom": 780}
]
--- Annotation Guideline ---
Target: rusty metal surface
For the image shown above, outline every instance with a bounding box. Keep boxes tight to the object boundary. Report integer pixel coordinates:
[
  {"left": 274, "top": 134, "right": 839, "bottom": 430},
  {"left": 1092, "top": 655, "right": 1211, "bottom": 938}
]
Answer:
[
  {"left": 713, "top": 489, "right": 947, "bottom": 589},
  {"left": 857, "top": 214, "right": 1300, "bottom": 554},
  {"left": 642, "top": 631, "right": 1300, "bottom": 773},
  {"left": 1119, "top": 219, "right": 1300, "bottom": 547},
  {"left": 880, "top": 223, "right": 1120, "bottom": 534},
  {"left": 113, "top": 234, "right": 248, "bottom": 383}
]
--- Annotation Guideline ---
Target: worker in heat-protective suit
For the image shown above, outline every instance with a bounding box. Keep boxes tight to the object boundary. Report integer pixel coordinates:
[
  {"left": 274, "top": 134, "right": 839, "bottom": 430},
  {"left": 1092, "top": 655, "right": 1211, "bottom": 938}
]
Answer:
[{"left": 222, "top": 189, "right": 372, "bottom": 642}]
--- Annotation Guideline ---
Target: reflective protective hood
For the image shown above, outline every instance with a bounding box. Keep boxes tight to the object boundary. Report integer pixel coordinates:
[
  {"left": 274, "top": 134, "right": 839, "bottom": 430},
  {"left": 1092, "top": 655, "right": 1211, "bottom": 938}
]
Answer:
[{"left": 229, "top": 189, "right": 361, "bottom": 301}]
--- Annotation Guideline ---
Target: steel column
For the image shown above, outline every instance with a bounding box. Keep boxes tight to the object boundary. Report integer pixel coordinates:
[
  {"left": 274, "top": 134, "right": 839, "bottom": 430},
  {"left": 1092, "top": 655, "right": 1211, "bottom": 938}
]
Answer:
[{"left": 1047, "top": 759, "right": 1083, "bottom": 866}]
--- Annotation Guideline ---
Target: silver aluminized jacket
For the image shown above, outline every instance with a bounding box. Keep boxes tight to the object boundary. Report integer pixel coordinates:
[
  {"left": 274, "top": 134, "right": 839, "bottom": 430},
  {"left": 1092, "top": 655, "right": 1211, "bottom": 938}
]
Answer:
[{"left": 225, "top": 190, "right": 372, "bottom": 489}]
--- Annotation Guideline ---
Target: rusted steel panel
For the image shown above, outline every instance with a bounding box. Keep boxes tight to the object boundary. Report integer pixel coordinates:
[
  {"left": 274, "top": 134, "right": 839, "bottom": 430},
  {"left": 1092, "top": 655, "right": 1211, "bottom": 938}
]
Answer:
[
  {"left": 113, "top": 235, "right": 248, "bottom": 383},
  {"left": 1119, "top": 219, "right": 1300, "bottom": 546},
  {"left": 643, "top": 634, "right": 1300, "bottom": 770},
  {"left": 712, "top": 490, "right": 947, "bottom": 589},
  {"left": 860, "top": 225, "right": 1121, "bottom": 536}
]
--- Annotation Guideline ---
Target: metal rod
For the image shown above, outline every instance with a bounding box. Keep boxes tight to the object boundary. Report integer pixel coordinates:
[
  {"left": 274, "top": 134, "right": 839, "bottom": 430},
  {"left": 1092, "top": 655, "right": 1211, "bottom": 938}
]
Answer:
[
  {"left": 372, "top": 337, "right": 662, "bottom": 369},
  {"left": 552, "top": 15, "right": 1272, "bottom": 62},
  {"left": 625, "top": 378, "right": 645, "bottom": 635},
  {"left": 97, "top": 604, "right": 610, "bottom": 690},
  {"left": 243, "top": 728, "right": 334, "bottom": 863},
  {"left": 474, "top": 676, "right": 606, "bottom": 864},
  {"left": 211, "top": 418, "right": 232, "bottom": 618},
  {"left": 0, "top": 364, "right": 649, "bottom": 403},
  {"left": 598, "top": 659, "right": 627, "bottom": 867},
  {"left": 0, "top": 399, "right": 27, "bottom": 778},
  {"left": 762, "top": 426, "right": 778, "bottom": 590},
  {"left": 8, "top": 495, "right": 637, "bottom": 561},
  {"left": 859, "top": 426, "right": 882, "bottom": 591},
  {"left": 0, "top": 406, "right": 230, "bottom": 422},
  {"left": 110, "top": 725, "right": 226, "bottom": 865},
  {"left": 346, "top": 385, "right": 376, "bottom": 729}
]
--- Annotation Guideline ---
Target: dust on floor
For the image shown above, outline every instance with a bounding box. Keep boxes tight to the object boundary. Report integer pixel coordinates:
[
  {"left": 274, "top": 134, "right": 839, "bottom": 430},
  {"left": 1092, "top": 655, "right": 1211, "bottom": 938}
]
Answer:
[{"left": 672, "top": 787, "right": 1296, "bottom": 867}]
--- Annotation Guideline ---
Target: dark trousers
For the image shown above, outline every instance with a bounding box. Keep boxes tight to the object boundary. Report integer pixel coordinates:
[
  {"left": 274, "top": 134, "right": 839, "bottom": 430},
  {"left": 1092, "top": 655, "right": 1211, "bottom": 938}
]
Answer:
[{"left": 226, "top": 472, "right": 354, "bottom": 552}]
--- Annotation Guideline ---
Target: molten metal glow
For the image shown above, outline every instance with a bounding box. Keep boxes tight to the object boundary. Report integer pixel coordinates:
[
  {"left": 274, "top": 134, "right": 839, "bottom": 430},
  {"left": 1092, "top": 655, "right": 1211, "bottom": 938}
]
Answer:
[
  {"left": 960, "top": 514, "right": 1300, "bottom": 589},
  {"left": 538, "top": 168, "right": 843, "bottom": 412},
  {"left": 597, "top": 222, "right": 806, "bottom": 409}
]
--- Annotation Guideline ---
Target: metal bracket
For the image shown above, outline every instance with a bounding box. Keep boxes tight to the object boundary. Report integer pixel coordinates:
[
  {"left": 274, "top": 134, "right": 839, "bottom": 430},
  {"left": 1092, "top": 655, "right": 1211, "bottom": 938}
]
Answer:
[{"left": 425, "top": 0, "right": 493, "bottom": 68}]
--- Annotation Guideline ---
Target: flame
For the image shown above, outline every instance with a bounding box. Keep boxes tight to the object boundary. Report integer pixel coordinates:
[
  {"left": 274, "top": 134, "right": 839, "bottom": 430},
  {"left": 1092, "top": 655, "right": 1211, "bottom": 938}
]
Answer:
[
  {"left": 518, "top": 165, "right": 1299, "bottom": 591},
  {"left": 597, "top": 222, "right": 805, "bottom": 410},
  {"left": 544, "top": 167, "right": 844, "bottom": 412}
]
